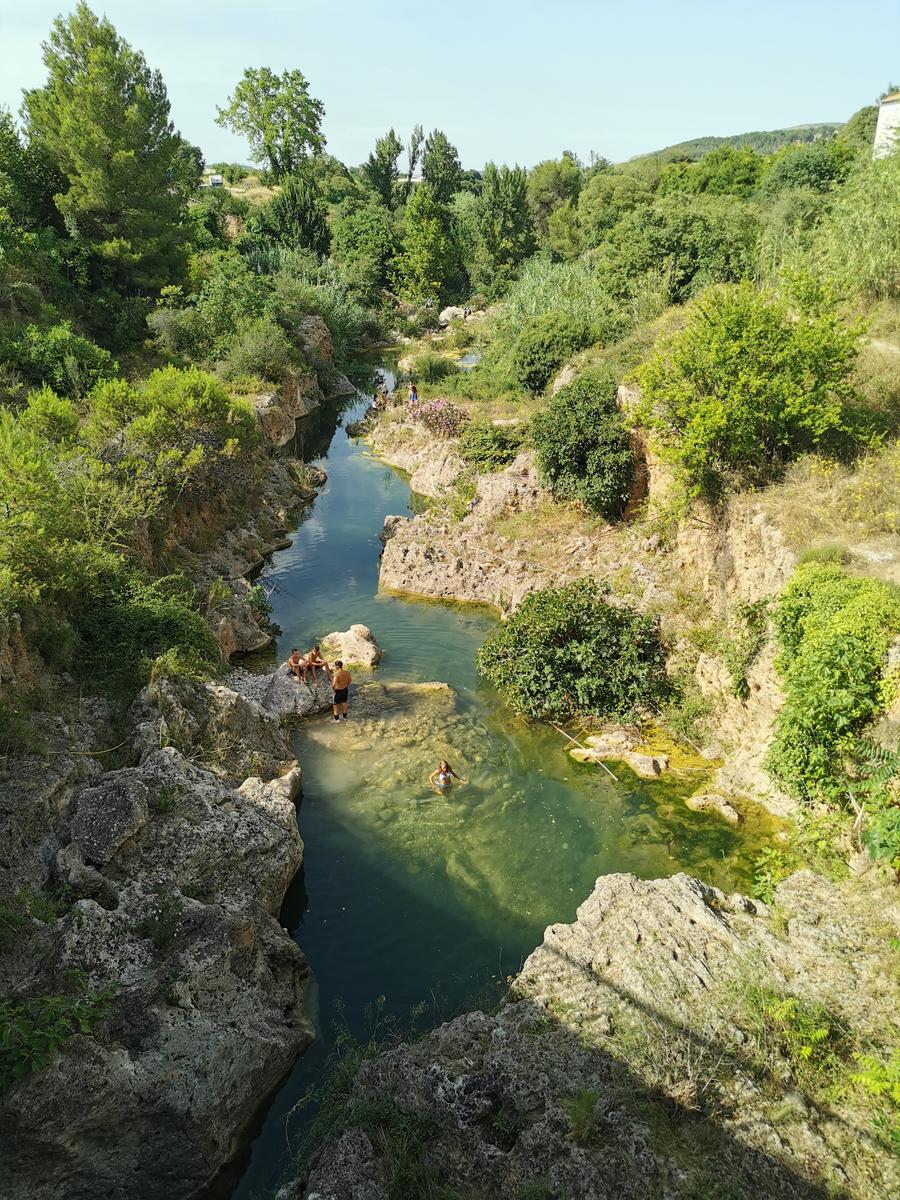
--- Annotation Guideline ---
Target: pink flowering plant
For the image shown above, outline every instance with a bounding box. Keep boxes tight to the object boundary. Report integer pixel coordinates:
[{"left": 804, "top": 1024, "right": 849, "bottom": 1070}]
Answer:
[{"left": 406, "top": 396, "right": 470, "bottom": 439}]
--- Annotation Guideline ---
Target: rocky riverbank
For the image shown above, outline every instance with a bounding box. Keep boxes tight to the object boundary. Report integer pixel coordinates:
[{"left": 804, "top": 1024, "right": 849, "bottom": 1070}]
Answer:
[
  {"left": 295, "top": 869, "right": 899, "bottom": 1200},
  {"left": 0, "top": 350, "right": 364, "bottom": 1200}
]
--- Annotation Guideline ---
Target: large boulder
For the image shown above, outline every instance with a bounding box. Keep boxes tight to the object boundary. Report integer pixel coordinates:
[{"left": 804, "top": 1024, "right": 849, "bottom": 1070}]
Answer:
[
  {"left": 250, "top": 392, "right": 296, "bottom": 447},
  {"left": 71, "top": 776, "right": 150, "bottom": 867},
  {"left": 321, "top": 624, "right": 382, "bottom": 669},
  {"left": 231, "top": 666, "right": 336, "bottom": 719},
  {"left": 439, "top": 304, "right": 465, "bottom": 326},
  {"left": 296, "top": 314, "right": 334, "bottom": 364}
]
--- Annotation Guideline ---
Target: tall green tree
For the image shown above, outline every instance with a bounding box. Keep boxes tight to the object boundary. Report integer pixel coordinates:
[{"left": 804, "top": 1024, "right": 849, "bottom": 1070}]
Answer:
[
  {"left": 469, "top": 163, "right": 535, "bottom": 296},
  {"left": 363, "top": 128, "right": 403, "bottom": 206},
  {"left": 527, "top": 153, "right": 582, "bottom": 239},
  {"left": 422, "top": 129, "right": 462, "bottom": 204},
  {"left": 21, "top": 3, "right": 201, "bottom": 291},
  {"left": 216, "top": 66, "right": 325, "bottom": 180},
  {"left": 248, "top": 170, "right": 330, "bottom": 256},
  {"left": 391, "top": 185, "right": 455, "bottom": 304},
  {"left": 331, "top": 198, "right": 398, "bottom": 299}
]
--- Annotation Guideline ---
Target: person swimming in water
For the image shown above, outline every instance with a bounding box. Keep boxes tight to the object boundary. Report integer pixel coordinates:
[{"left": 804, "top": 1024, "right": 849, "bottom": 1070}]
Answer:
[{"left": 429, "top": 759, "right": 467, "bottom": 793}]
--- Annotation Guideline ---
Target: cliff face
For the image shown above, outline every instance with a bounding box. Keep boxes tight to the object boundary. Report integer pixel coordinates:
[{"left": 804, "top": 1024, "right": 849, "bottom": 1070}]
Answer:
[{"left": 297, "top": 871, "right": 899, "bottom": 1200}]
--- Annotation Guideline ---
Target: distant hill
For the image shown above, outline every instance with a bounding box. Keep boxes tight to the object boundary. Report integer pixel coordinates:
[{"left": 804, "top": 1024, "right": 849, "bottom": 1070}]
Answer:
[{"left": 632, "top": 123, "right": 842, "bottom": 162}]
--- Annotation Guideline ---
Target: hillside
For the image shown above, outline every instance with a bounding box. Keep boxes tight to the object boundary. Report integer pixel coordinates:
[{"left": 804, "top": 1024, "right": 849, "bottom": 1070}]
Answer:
[{"left": 632, "top": 121, "right": 842, "bottom": 161}]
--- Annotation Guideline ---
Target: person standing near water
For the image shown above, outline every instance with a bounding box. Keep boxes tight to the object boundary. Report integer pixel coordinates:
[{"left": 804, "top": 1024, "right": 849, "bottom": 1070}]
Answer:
[
  {"left": 429, "top": 759, "right": 467, "bottom": 793},
  {"left": 408, "top": 381, "right": 418, "bottom": 404},
  {"left": 332, "top": 660, "right": 351, "bottom": 720}
]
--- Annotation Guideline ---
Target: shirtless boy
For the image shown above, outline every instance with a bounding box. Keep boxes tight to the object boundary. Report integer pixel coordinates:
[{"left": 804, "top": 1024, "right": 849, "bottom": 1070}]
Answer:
[{"left": 331, "top": 661, "right": 351, "bottom": 720}]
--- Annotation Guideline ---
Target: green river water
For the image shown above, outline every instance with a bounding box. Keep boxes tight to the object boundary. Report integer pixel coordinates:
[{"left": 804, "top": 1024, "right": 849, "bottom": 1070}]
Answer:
[{"left": 224, "top": 362, "right": 778, "bottom": 1199}]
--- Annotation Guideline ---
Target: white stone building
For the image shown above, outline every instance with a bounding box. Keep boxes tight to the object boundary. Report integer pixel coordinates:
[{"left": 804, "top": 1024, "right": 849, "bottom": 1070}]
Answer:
[{"left": 873, "top": 91, "right": 900, "bottom": 158}]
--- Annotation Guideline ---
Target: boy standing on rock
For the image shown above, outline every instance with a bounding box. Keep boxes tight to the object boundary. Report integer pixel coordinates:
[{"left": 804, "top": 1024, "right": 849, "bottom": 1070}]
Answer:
[{"left": 332, "top": 661, "right": 351, "bottom": 720}]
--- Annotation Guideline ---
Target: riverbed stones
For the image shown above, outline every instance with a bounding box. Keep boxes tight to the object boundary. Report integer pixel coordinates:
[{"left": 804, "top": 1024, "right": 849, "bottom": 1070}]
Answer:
[
  {"left": 321, "top": 623, "right": 382, "bottom": 668},
  {"left": 685, "top": 791, "right": 742, "bottom": 824}
]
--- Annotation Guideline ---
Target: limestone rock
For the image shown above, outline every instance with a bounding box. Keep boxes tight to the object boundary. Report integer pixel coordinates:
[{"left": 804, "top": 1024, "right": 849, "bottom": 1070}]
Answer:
[
  {"left": 550, "top": 362, "right": 577, "bottom": 394},
  {"left": 297, "top": 872, "right": 900, "bottom": 1200},
  {"left": 296, "top": 314, "right": 334, "bottom": 363},
  {"left": 685, "top": 792, "right": 742, "bottom": 824},
  {"left": 231, "top": 666, "right": 336, "bottom": 719},
  {"left": 251, "top": 391, "right": 296, "bottom": 446},
  {"left": 72, "top": 775, "right": 150, "bottom": 866},
  {"left": 379, "top": 515, "right": 404, "bottom": 543},
  {"left": 408, "top": 445, "right": 464, "bottom": 498},
  {"left": 281, "top": 370, "right": 323, "bottom": 419},
  {"left": 321, "top": 624, "right": 382, "bottom": 669},
  {"left": 320, "top": 368, "right": 357, "bottom": 400},
  {"left": 439, "top": 304, "right": 465, "bottom": 326}
]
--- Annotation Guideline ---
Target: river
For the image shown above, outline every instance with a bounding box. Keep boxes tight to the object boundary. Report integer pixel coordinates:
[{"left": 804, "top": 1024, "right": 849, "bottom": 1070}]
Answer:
[{"left": 222, "top": 360, "right": 777, "bottom": 1199}]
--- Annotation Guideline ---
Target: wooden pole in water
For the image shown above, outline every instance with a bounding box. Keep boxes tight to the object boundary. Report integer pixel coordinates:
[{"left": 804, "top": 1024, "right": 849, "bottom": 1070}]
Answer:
[{"left": 551, "top": 723, "right": 619, "bottom": 783}]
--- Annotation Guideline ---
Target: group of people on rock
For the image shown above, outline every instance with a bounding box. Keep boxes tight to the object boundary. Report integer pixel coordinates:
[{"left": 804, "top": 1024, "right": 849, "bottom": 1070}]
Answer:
[
  {"left": 286, "top": 644, "right": 464, "bottom": 784},
  {"left": 287, "top": 646, "right": 351, "bottom": 721}
]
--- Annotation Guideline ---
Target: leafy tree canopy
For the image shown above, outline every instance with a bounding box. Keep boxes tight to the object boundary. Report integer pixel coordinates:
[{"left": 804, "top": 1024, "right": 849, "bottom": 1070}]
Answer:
[
  {"left": 527, "top": 152, "right": 582, "bottom": 238},
  {"left": 422, "top": 129, "right": 462, "bottom": 204},
  {"left": 216, "top": 66, "right": 325, "bottom": 180},
  {"left": 21, "top": 2, "right": 201, "bottom": 291}
]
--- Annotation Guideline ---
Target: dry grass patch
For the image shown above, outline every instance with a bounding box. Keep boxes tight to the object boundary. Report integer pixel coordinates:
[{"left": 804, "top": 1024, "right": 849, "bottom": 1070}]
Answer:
[{"left": 757, "top": 442, "right": 900, "bottom": 550}]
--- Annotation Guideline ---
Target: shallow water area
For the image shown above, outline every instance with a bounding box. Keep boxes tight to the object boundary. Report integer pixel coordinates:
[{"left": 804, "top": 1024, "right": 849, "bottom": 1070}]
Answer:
[{"left": 225, "top": 359, "right": 780, "bottom": 1199}]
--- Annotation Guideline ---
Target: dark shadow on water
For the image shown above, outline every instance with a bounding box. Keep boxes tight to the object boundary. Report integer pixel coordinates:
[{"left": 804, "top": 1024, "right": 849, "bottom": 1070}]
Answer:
[{"left": 202, "top": 782, "right": 525, "bottom": 1200}]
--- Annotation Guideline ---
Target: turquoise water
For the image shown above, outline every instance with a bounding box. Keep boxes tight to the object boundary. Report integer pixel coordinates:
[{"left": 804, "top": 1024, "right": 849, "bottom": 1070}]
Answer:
[{"left": 223, "top": 365, "right": 776, "bottom": 1199}]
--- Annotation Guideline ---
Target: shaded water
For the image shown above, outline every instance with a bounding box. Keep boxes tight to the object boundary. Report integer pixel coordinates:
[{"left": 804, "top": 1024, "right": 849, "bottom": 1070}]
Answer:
[{"left": 226, "top": 360, "right": 778, "bottom": 1198}]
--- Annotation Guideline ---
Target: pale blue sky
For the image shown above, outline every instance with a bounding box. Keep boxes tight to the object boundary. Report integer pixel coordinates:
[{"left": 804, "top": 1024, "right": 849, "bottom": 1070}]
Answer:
[{"left": 1, "top": 0, "right": 897, "bottom": 167}]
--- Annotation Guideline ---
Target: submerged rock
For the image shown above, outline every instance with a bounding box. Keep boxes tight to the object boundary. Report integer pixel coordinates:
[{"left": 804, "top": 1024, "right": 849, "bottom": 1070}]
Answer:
[{"left": 685, "top": 791, "right": 742, "bottom": 824}]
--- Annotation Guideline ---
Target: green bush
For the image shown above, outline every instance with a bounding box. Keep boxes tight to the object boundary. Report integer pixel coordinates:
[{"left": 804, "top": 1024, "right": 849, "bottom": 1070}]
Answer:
[
  {"left": 639, "top": 281, "right": 864, "bottom": 499},
  {"left": 408, "top": 351, "right": 457, "bottom": 384},
  {"left": 5, "top": 322, "right": 116, "bottom": 397},
  {"left": 17, "top": 387, "right": 78, "bottom": 444},
  {"left": 0, "top": 979, "right": 115, "bottom": 1091},
  {"left": 816, "top": 150, "right": 900, "bottom": 301},
  {"left": 531, "top": 369, "right": 635, "bottom": 518},
  {"left": 458, "top": 420, "right": 524, "bottom": 471},
  {"left": 73, "top": 571, "right": 221, "bottom": 691},
  {"left": 476, "top": 577, "right": 667, "bottom": 720},
  {"left": 766, "top": 562, "right": 900, "bottom": 802},
  {"left": 511, "top": 310, "right": 592, "bottom": 394},
  {"left": 217, "top": 316, "right": 297, "bottom": 381}
]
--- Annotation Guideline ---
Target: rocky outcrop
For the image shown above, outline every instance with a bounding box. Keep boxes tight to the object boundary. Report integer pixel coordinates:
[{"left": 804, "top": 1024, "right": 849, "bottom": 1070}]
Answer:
[
  {"left": 251, "top": 373, "right": 324, "bottom": 448},
  {"left": 567, "top": 730, "right": 670, "bottom": 780},
  {"left": 0, "top": 677, "right": 313, "bottom": 1200},
  {"left": 321, "top": 624, "right": 382, "bottom": 668},
  {"left": 366, "top": 419, "right": 464, "bottom": 498},
  {"left": 231, "top": 667, "right": 336, "bottom": 719},
  {"left": 298, "top": 871, "right": 899, "bottom": 1200}
]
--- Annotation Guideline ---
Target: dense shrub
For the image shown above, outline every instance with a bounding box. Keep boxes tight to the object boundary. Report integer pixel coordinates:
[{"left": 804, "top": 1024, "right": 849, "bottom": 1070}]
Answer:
[
  {"left": 5, "top": 323, "right": 116, "bottom": 397},
  {"left": 639, "top": 281, "right": 863, "bottom": 498},
  {"left": 476, "top": 578, "right": 667, "bottom": 720},
  {"left": 458, "top": 420, "right": 524, "bottom": 471},
  {"left": 406, "top": 396, "right": 469, "bottom": 438},
  {"left": 531, "top": 369, "right": 635, "bottom": 518},
  {"left": 766, "top": 562, "right": 900, "bottom": 803},
  {"left": 409, "top": 351, "right": 457, "bottom": 383},
  {"left": 511, "top": 310, "right": 592, "bottom": 394},
  {"left": 17, "top": 387, "right": 78, "bottom": 444},
  {"left": 73, "top": 571, "right": 221, "bottom": 689},
  {"left": 217, "top": 316, "right": 296, "bottom": 381}
]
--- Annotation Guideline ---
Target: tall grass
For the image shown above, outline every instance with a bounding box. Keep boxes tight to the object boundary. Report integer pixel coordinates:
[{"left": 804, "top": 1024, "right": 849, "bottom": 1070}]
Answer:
[
  {"left": 491, "top": 256, "right": 628, "bottom": 345},
  {"left": 815, "top": 152, "right": 900, "bottom": 301}
]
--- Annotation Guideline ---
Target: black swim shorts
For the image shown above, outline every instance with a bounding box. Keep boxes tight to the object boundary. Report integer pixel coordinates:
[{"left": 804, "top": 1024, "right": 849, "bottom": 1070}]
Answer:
[{"left": 333, "top": 686, "right": 349, "bottom": 704}]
